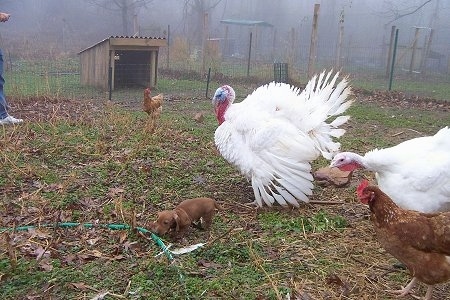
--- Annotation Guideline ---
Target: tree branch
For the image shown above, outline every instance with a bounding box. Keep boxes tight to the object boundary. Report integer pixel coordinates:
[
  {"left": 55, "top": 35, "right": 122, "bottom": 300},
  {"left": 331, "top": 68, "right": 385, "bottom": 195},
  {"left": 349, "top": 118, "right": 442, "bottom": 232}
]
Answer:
[{"left": 385, "top": 0, "right": 433, "bottom": 25}]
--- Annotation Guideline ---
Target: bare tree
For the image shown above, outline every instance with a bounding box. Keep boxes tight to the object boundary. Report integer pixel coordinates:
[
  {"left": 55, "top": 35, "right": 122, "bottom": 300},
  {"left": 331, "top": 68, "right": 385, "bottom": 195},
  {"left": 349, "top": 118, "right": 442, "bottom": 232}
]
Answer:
[
  {"left": 182, "top": 0, "right": 222, "bottom": 46},
  {"left": 86, "top": 0, "right": 153, "bottom": 35},
  {"left": 377, "top": 0, "right": 433, "bottom": 25}
]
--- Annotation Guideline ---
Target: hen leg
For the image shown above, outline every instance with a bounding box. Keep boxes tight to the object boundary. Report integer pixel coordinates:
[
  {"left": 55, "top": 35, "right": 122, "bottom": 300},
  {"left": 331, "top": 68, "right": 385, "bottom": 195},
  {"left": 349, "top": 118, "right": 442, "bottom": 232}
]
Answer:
[
  {"left": 387, "top": 277, "right": 417, "bottom": 297},
  {"left": 423, "top": 285, "right": 433, "bottom": 300}
]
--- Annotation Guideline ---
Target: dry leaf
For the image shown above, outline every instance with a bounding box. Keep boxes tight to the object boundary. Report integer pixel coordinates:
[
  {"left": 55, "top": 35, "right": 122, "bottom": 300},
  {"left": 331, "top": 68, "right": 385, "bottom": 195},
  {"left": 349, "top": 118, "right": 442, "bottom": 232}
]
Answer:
[
  {"left": 39, "top": 260, "right": 53, "bottom": 271},
  {"left": 27, "top": 228, "right": 52, "bottom": 239},
  {"left": 197, "top": 259, "right": 221, "bottom": 269},
  {"left": 314, "top": 166, "right": 353, "bottom": 187},
  {"left": 34, "top": 246, "right": 50, "bottom": 260},
  {"left": 108, "top": 187, "right": 125, "bottom": 197},
  {"left": 90, "top": 291, "right": 109, "bottom": 300},
  {"left": 70, "top": 282, "right": 93, "bottom": 291},
  {"left": 118, "top": 231, "right": 128, "bottom": 244},
  {"left": 194, "top": 112, "right": 204, "bottom": 123},
  {"left": 63, "top": 254, "right": 77, "bottom": 264},
  {"left": 326, "top": 273, "right": 350, "bottom": 296},
  {"left": 44, "top": 183, "right": 64, "bottom": 192},
  {"left": 87, "top": 238, "right": 100, "bottom": 246}
]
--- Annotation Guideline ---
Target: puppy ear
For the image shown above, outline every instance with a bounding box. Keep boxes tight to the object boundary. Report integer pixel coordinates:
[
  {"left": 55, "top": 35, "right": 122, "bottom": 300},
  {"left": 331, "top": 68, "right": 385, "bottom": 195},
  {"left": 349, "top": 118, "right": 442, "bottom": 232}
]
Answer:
[{"left": 173, "top": 212, "right": 180, "bottom": 231}]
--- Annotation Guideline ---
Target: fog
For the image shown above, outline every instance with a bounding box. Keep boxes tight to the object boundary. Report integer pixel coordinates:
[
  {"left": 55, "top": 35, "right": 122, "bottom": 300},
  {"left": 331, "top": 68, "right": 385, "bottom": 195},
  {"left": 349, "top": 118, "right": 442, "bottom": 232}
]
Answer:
[{"left": 0, "top": 0, "right": 449, "bottom": 64}]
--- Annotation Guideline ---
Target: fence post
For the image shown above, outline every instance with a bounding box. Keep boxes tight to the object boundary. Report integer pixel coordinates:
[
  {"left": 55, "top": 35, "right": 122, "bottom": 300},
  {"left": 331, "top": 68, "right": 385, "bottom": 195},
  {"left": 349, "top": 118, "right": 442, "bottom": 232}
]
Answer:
[
  {"left": 166, "top": 24, "right": 170, "bottom": 69},
  {"left": 108, "top": 50, "right": 113, "bottom": 100},
  {"left": 247, "top": 32, "right": 252, "bottom": 77},
  {"left": 202, "top": 12, "right": 208, "bottom": 74},
  {"left": 307, "top": 4, "right": 320, "bottom": 78},
  {"left": 335, "top": 9, "right": 344, "bottom": 70},
  {"left": 206, "top": 67, "right": 211, "bottom": 98},
  {"left": 388, "top": 29, "right": 399, "bottom": 91},
  {"left": 409, "top": 27, "right": 420, "bottom": 74},
  {"left": 420, "top": 28, "right": 433, "bottom": 74},
  {"left": 385, "top": 25, "right": 396, "bottom": 78}
]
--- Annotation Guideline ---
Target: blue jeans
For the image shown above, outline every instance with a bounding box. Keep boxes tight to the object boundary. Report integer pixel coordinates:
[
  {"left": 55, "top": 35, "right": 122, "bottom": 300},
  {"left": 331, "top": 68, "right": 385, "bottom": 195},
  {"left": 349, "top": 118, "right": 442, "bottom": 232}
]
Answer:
[{"left": 0, "top": 49, "right": 9, "bottom": 118}]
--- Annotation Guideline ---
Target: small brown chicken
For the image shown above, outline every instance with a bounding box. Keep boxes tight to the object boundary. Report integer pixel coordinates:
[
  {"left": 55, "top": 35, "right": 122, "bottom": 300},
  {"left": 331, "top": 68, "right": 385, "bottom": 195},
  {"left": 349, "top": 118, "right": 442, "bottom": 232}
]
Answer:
[
  {"left": 357, "top": 180, "right": 450, "bottom": 300},
  {"left": 143, "top": 88, "right": 163, "bottom": 132}
]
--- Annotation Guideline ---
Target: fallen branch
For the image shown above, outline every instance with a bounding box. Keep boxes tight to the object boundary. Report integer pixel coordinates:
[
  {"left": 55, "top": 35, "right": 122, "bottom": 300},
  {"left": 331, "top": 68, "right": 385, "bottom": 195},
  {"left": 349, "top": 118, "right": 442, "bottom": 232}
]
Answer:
[
  {"left": 391, "top": 131, "right": 404, "bottom": 137},
  {"left": 308, "top": 200, "right": 344, "bottom": 205},
  {"left": 206, "top": 226, "right": 243, "bottom": 247},
  {"left": 351, "top": 255, "right": 396, "bottom": 271}
]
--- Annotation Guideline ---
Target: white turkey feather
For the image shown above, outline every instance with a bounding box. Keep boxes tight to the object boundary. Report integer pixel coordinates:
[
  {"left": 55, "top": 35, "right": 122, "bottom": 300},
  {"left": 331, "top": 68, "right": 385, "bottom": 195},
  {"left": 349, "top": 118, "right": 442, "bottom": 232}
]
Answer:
[
  {"left": 331, "top": 126, "right": 450, "bottom": 213},
  {"left": 330, "top": 116, "right": 351, "bottom": 128},
  {"left": 213, "top": 70, "right": 353, "bottom": 207}
]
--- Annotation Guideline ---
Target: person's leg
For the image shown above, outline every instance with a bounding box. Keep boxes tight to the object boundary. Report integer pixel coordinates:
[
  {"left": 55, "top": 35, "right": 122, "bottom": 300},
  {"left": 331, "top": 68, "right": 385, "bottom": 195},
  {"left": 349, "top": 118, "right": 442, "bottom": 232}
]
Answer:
[
  {"left": 0, "top": 49, "right": 8, "bottom": 119},
  {"left": 0, "top": 49, "right": 22, "bottom": 124}
]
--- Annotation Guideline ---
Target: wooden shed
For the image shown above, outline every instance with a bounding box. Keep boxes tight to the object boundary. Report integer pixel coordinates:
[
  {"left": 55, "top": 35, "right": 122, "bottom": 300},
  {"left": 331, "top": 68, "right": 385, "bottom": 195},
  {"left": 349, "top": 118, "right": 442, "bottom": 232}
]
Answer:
[{"left": 78, "top": 36, "right": 167, "bottom": 90}]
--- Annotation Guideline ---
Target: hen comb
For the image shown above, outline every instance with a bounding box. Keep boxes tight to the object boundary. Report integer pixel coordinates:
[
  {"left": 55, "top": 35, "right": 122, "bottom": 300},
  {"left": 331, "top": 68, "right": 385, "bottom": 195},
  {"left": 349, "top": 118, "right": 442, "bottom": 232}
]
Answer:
[
  {"left": 144, "top": 88, "right": 151, "bottom": 95},
  {"left": 356, "top": 179, "right": 369, "bottom": 198}
]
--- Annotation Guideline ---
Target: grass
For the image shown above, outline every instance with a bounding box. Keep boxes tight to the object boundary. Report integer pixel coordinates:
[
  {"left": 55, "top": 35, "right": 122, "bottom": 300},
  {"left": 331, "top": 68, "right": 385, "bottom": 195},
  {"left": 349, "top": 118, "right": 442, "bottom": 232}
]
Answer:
[
  {"left": 350, "top": 72, "right": 450, "bottom": 101},
  {"left": 1, "top": 81, "right": 450, "bottom": 299}
]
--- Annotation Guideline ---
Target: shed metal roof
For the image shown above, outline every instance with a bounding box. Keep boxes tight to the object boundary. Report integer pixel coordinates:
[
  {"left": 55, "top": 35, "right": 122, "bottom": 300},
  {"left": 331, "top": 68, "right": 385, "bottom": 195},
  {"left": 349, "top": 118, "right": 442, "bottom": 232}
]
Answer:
[
  {"left": 220, "top": 19, "right": 273, "bottom": 27},
  {"left": 79, "top": 35, "right": 166, "bottom": 54}
]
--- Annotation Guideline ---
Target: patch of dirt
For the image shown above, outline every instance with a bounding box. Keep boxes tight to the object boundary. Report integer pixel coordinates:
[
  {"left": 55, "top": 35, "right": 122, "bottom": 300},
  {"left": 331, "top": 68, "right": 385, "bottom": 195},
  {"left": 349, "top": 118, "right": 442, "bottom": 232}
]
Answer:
[
  {"left": 9, "top": 96, "right": 103, "bottom": 123},
  {"left": 353, "top": 88, "right": 450, "bottom": 111}
]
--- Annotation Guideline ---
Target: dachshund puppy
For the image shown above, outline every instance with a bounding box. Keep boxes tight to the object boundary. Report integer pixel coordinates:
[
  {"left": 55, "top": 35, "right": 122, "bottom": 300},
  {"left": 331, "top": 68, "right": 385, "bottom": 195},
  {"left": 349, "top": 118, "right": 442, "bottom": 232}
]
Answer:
[{"left": 150, "top": 197, "right": 222, "bottom": 237}]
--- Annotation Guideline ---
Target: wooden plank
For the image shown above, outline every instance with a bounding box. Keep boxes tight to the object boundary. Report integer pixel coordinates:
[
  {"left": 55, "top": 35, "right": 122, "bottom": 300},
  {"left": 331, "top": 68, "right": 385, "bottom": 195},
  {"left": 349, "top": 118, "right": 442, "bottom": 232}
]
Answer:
[
  {"left": 110, "top": 45, "right": 161, "bottom": 51},
  {"left": 109, "top": 38, "right": 167, "bottom": 47}
]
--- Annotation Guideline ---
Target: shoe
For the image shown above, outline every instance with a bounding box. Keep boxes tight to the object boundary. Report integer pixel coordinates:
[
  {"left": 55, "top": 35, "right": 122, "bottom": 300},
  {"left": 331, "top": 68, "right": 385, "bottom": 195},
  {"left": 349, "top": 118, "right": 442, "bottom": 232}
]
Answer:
[{"left": 0, "top": 115, "right": 23, "bottom": 125}]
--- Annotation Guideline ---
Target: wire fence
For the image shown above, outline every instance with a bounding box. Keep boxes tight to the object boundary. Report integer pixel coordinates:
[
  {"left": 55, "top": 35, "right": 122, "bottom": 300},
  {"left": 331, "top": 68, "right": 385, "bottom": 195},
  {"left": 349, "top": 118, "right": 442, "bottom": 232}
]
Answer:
[{"left": 4, "top": 42, "right": 450, "bottom": 105}]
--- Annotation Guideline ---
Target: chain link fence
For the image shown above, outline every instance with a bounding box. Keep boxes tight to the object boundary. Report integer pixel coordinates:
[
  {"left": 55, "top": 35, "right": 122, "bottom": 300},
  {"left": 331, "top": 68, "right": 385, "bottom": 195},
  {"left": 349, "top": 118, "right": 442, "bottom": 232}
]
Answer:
[{"left": 4, "top": 40, "right": 450, "bottom": 104}]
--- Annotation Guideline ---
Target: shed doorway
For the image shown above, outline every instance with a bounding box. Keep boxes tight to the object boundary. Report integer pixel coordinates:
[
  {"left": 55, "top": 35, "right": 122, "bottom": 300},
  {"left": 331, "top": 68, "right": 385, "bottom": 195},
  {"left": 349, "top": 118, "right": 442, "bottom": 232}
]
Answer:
[{"left": 114, "top": 50, "right": 152, "bottom": 88}]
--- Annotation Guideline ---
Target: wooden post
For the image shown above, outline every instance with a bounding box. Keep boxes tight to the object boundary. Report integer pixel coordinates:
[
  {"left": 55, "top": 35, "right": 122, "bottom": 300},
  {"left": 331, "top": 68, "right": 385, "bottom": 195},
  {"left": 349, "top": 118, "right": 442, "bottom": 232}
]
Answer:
[
  {"left": 133, "top": 14, "right": 139, "bottom": 36},
  {"left": 272, "top": 28, "right": 277, "bottom": 61},
  {"left": 409, "top": 27, "right": 420, "bottom": 73},
  {"left": 206, "top": 67, "right": 211, "bottom": 98},
  {"left": 201, "top": 12, "right": 208, "bottom": 74},
  {"left": 307, "top": 4, "right": 320, "bottom": 78},
  {"left": 420, "top": 28, "right": 434, "bottom": 74},
  {"left": 385, "top": 25, "right": 396, "bottom": 78},
  {"left": 289, "top": 27, "right": 295, "bottom": 65},
  {"left": 224, "top": 25, "right": 229, "bottom": 56},
  {"left": 166, "top": 25, "right": 170, "bottom": 69},
  {"left": 335, "top": 9, "right": 344, "bottom": 70},
  {"left": 254, "top": 25, "right": 259, "bottom": 58}
]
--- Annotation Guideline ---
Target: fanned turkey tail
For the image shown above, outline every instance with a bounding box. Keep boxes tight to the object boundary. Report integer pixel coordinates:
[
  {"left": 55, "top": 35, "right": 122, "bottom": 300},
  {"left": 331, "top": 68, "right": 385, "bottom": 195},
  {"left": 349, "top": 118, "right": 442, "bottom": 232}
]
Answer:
[{"left": 301, "top": 70, "right": 353, "bottom": 160}]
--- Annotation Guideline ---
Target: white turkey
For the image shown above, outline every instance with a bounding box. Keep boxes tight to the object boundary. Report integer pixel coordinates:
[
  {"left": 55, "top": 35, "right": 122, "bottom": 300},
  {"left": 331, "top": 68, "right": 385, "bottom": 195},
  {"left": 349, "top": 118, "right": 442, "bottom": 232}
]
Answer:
[
  {"left": 330, "top": 126, "right": 450, "bottom": 213},
  {"left": 212, "top": 71, "right": 353, "bottom": 207}
]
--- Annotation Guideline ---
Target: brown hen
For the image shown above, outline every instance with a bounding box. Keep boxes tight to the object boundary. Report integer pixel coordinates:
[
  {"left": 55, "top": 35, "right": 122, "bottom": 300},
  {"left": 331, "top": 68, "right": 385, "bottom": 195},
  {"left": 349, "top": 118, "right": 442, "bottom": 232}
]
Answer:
[
  {"left": 143, "top": 88, "right": 163, "bottom": 132},
  {"left": 357, "top": 180, "right": 450, "bottom": 300}
]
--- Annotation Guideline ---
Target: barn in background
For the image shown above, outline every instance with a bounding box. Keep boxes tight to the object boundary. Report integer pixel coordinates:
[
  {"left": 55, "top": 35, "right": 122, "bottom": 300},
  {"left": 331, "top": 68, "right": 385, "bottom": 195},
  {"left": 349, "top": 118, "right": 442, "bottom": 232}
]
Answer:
[{"left": 78, "top": 36, "right": 167, "bottom": 91}]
